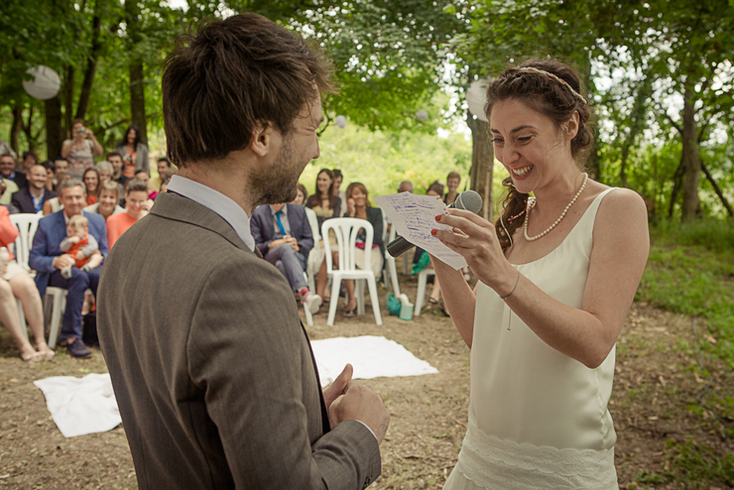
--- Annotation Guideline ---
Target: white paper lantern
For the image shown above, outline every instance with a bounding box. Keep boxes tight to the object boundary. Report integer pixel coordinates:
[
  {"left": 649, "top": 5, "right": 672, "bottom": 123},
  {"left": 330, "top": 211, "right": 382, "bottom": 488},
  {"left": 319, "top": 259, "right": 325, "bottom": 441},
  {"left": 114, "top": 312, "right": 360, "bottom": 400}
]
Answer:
[
  {"left": 466, "top": 80, "right": 489, "bottom": 122},
  {"left": 335, "top": 115, "right": 347, "bottom": 128},
  {"left": 22, "top": 66, "right": 61, "bottom": 100},
  {"left": 416, "top": 110, "right": 429, "bottom": 121}
]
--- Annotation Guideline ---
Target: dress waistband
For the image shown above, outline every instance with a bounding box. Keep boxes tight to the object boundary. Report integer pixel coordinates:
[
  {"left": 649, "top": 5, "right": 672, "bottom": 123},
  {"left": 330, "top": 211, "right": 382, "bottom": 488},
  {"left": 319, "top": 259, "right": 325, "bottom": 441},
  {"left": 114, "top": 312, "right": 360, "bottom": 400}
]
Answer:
[{"left": 454, "top": 414, "right": 618, "bottom": 490}]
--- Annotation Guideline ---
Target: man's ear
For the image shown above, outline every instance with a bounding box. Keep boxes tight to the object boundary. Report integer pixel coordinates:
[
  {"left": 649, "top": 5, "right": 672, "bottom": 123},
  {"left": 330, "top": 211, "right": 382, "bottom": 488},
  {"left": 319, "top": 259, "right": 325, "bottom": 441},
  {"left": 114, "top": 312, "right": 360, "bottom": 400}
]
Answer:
[{"left": 251, "top": 122, "right": 278, "bottom": 157}]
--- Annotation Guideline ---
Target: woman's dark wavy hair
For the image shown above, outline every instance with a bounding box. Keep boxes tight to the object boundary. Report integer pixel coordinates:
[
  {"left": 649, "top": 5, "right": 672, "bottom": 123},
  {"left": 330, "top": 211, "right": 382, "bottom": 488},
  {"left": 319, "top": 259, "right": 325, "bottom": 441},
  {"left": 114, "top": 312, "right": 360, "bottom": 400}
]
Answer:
[
  {"left": 119, "top": 125, "right": 141, "bottom": 148},
  {"left": 162, "top": 13, "right": 334, "bottom": 168},
  {"left": 306, "top": 168, "right": 338, "bottom": 211},
  {"left": 485, "top": 59, "right": 595, "bottom": 251}
]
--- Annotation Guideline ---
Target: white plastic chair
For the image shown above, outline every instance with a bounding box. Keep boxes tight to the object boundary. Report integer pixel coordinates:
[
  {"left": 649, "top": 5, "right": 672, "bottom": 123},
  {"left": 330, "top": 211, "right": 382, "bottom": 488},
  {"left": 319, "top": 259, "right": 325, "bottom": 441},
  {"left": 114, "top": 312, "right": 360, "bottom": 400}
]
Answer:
[
  {"left": 304, "top": 207, "right": 323, "bottom": 294},
  {"left": 322, "top": 218, "right": 382, "bottom": 327},
  {"left": 382, "top": 214, "right": 401, "bottom": 297},
  {"left": 9, "top": 214, "right": 41, "bottom": 341},
  {"left": 9, "top": 213, "right": 67, "bottom": 348},
  {"left": 414, "top": 268, "right": 436, "bottom": 317}
]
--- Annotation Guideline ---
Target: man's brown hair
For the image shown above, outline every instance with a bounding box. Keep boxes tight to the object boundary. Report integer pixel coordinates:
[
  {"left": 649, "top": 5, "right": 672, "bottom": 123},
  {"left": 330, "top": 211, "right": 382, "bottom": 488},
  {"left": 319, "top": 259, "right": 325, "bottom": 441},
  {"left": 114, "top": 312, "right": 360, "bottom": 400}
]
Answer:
[{"left": 162, "top": 13, "right": 333, "bottom": 168}]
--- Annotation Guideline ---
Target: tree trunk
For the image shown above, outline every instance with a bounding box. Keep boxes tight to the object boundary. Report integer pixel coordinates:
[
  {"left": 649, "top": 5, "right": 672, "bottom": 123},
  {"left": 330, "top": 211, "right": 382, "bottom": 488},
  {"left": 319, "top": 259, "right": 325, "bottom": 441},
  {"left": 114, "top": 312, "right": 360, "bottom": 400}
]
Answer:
[
  {"left": 64, "top": 65, "right": 75, "bottom": 137},
  {"left": 619, "top": 77, "right": 651, "bottom": 187},
  {"left": 701, "top": 162, "right": 734, "bottom": 218},
  {"left": 22, "top": 103, "right": 36, "bottom": 152},
  {"left": 76, "top": 4, "right": 104, "bottom": 121},
  {"left": 467, "top": 112, "right": 494, "bottom": 221},
  {"left": 126, "top": 0, "right": 147, "bottom": 145},
  {"left": 129, "top": 62, "right": 147, "bottom": 145},
  {"left": 681, "top": 82, "right": 701, "bottom": 221},
  {"left": 668, "top": 156, "right": 685, "bottom": 218},
  {"left": 45, "top": 96, "right": 64, "bottom": 160},
  {"left": 10, "top": 104, "right": 23, "bottom": 155}
]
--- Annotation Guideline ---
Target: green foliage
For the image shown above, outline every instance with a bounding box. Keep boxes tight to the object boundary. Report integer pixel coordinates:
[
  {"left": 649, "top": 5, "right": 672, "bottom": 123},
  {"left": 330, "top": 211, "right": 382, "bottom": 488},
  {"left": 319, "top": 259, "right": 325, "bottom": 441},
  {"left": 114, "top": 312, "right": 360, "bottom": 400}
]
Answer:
[{"left": 298, "top": 122, "right": 473, "bottom": 199}]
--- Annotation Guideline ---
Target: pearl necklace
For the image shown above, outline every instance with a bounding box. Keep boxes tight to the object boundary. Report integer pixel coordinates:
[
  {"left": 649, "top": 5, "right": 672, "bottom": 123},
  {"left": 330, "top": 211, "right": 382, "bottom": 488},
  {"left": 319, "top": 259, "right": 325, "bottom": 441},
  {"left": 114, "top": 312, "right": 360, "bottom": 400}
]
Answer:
[{"left": 523, "top": 173, "right": 588, "bottom": 241}]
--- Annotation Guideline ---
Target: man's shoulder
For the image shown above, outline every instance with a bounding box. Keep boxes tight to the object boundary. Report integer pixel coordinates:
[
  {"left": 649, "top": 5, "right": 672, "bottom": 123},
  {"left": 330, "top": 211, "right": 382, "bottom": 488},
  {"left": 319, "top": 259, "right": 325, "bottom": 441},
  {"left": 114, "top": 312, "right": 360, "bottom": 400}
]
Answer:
[
  {"left": 83, "top": 211, "right": 106, "bottom": 226},
  {"left": 10, "top": 188, "right": 28, "bottom": 200}
]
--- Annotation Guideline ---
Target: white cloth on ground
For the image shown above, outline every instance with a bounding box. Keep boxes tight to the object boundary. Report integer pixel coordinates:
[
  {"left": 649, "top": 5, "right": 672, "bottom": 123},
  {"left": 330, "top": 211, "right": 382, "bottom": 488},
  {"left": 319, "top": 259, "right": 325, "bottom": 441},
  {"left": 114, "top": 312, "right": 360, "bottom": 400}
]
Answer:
[
  {"left": 311, "top": 335, "right": 438, "bottom": 387},
  {"left": 34, "top": 373, "right": 121, "bottom": 438}
]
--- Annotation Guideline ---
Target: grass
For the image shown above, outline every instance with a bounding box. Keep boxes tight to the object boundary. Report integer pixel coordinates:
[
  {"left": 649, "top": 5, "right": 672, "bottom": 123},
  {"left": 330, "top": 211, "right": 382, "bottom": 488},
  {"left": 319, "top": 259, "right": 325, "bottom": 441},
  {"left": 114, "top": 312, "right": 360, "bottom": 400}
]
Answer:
[
  {"left": 633, "top": 218, "right": 734, "bottom": 487},
  {"left": 638, "top": 218, "right": 734, "bottom": 368}
]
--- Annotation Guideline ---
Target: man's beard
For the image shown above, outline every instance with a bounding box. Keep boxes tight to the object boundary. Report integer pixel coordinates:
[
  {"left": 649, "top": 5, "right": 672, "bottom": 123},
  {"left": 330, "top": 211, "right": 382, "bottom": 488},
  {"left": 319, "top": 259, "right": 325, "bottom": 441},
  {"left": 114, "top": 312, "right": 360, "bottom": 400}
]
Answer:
[{"left": 250, "top": 133, "right": 301, "bottom": 207}]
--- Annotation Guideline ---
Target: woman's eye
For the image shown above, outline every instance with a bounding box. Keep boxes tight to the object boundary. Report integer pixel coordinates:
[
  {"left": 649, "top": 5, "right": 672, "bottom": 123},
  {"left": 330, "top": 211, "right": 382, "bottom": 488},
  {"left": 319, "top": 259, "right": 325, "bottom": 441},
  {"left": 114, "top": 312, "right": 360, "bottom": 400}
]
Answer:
[
  {"left": 518, "top": 136, "right": 532, "bottom": 143},
  {"left": 491, "top": 138, "right": 503, "bottom": 145}
]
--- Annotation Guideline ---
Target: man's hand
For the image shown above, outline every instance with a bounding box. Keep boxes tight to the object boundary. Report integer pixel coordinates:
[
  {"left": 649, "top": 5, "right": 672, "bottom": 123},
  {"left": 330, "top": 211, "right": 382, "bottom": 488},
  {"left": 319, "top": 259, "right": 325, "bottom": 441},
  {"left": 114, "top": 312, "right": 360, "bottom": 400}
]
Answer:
[
  {"left": 53, "top": 254, "right": 76, "bottom": 270},
  {"left": 323, "top": 364, "right": 353, "bottom": 414},
  {"left": 328, "top": 375, "right": 390, "bottom": 444},
  {"left": 285, "top": 236, "right": 299, "bottom": 252}
]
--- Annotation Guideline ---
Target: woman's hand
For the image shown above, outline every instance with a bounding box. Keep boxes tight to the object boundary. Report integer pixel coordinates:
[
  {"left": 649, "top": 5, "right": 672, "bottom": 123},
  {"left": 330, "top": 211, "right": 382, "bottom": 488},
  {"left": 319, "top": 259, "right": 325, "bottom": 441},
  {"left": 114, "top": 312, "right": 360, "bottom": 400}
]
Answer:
[
  {"left": 347, "top": 198, "right": 355, "bottom": 217},
  {"left": 433, "top": 209, "right": 517, "bottom": 296}
]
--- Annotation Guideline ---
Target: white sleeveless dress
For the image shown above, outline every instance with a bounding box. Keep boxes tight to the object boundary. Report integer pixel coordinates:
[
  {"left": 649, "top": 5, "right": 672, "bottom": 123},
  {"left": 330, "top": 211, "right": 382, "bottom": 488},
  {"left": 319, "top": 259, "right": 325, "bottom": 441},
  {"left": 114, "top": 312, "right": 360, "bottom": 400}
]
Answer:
[{"left": 444, "top": 189, "right": 619, "bottom": 490}]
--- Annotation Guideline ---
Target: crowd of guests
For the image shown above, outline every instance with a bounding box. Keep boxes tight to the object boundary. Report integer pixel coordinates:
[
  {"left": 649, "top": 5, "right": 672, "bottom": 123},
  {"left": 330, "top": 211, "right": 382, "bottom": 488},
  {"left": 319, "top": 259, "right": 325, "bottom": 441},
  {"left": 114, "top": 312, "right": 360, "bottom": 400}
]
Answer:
[
  {"left": 0, "top": 120, "right": 176, "bottom": 360},
  {"left": 250, "top": 167, "right": 462, "bottom": 318},
  {"left": 0, "top": 129, "right": 462, "bottom": 359}
]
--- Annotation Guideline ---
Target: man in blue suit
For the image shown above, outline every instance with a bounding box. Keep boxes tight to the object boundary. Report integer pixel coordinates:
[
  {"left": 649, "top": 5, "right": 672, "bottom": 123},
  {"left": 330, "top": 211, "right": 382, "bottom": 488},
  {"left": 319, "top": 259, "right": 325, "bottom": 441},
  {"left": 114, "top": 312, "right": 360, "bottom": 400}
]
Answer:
[
  {"left": 29, "top": 179, "right": 108, "bottom": 358},
  {"left": 250, "top": 202, "right": 321, "bottom": 314}
]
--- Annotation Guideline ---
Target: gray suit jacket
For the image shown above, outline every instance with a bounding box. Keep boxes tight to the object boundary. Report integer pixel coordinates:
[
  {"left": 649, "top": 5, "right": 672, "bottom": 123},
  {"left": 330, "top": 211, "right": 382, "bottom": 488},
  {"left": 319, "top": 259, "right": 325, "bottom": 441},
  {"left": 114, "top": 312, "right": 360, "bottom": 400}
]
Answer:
[{"left": 98, "top": 192, "right": 380, "bottom": 489}]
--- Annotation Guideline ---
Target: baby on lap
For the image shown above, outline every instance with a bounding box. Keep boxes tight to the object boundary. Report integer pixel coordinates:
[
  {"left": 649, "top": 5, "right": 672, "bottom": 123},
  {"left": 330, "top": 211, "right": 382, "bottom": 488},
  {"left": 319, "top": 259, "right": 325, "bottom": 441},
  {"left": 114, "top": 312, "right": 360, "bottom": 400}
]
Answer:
[{"left": 59, "top": 215, "right": 102, "bottom": 279}]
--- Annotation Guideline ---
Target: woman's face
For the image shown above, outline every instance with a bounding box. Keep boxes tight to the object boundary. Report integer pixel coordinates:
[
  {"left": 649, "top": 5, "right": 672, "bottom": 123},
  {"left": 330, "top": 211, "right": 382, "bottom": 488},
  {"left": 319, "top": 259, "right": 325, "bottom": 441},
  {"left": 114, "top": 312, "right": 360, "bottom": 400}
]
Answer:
[
  {"left": 84, "top": 172, "right": 98, "bottom": 192},
  {"left": 316, "top": 172, "right": 331, "bottom": 194},
  {"left": 293, "top": 189, "right": 305, "bottom": 205},
  {"left": 350, "top": 187, "right": 367, "bottom": 207},
  {"left": 448, "top": 177, "right": 460, "bottom": 192},
  {"left": 126, "top": 190, "right": 148, "bottom": 219},
  {"left": 98, "top": 169, "right": 111, "bottom": 182},
  {"left": 99, "top": 189, "right": 118, "bottom": 211},
  {"left": 490, "top": 99, "right": 574, "bottom": 195},
  {"left": 72, "top": 123, "right": 85, "bottom": 139},
  {"left": 127, "top": 129, "right": 137, "bottom": 144}
]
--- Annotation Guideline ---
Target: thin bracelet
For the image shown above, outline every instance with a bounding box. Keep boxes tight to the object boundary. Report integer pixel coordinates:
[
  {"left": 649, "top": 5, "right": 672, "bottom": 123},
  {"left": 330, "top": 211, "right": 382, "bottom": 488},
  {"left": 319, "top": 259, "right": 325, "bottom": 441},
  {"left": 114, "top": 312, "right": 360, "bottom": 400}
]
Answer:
[{"left": 500, "top": 270, "right": 520, "bottom": 300}]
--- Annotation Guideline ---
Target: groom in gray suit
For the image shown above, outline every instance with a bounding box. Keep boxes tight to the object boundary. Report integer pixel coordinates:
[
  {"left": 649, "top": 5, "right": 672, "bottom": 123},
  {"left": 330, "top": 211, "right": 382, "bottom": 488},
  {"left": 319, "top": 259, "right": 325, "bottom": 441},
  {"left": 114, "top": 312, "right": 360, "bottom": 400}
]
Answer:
[{"left": 97, "top": 13, "right": 389, "bottom": 490}]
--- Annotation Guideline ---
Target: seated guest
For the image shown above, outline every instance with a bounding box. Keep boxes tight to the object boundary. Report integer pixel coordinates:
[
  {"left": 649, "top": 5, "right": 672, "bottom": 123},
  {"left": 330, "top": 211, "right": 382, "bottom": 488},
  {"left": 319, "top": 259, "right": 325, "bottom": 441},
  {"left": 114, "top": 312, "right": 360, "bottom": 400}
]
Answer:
[
  {"left": 13, "top": 151, "right": 39, "bottom": 189},
  {"left": 106, "top": 152, "right": 128, "bottom": 187},
  {"left": 0, "top": 204, "right": 54, "bottom": 361},
  {"left": 53, "top": 157, "right": 69, "bottom": 187},
  {"left": 11, "top": 164, "right": 56, "bottom": 214},
  {"left": 59, "top": 214, "right": 103, "bottom": 278},
  {"left": 42, "top": 174, "right": 73, "bottom": 216},
  {"left": 106, "top": 178, "right": 149, "bottom": 250},
  {"left": 96, "top": 161, "right": 114, "bottom": 183},
  {"left": 332, "top": 168, "right": 347, "bottom": 217},
  {"left": 82, "top": 167, "right": 100, "bottom": 205},
  {"left": 397, "top": 180, "right": 414, "bottom": 193},
  {"left": 250, "top": 201, "right": 321, "bottom": 314},
  {"left": 0, "top": 154, "right": 20, "bottom": 206},
  {"left": 149, "top": 157, "right": 171, "bottom": 192},
  {"left": 133, "top": 169, "right": 158, "bottom": 200},
  {"left": 342, "top": 182, "right": 384, "bottom": 316},
  {"left": 305, "top": 168, "right": 341, "bottom": 229},
  {"left": 413, "top": 181, "right": 448, "bottom": 315},
  {"left": 29, "top": 179, "right": 108, "bottom": 358},
  {"left": 41, "top": 160, "right": 55, "bottom": 191},
  {"left": 84, "top": 180, "right": 124, "bottom": 221}
]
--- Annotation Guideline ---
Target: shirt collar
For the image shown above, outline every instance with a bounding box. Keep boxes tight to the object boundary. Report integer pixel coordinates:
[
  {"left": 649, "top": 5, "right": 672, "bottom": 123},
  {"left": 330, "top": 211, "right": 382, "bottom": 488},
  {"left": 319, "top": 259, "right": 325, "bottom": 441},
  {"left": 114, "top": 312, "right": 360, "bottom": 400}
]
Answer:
[
  {"left": 269, "top": 204, "right": 288, "bottom": 217},
  {"left": 166, "top": 175, "right": 256, "bottom": 251}
]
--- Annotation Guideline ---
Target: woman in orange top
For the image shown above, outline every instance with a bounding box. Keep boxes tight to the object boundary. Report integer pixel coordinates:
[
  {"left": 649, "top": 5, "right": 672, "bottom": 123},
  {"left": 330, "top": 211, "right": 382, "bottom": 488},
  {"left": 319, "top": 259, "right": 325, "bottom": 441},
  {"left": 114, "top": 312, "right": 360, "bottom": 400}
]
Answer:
[
  {"left": 106, "top": 178, "right": 150, "bottom": 250},
  {"left": 0, "top": 206, "right": 54, "bottom": 361}
]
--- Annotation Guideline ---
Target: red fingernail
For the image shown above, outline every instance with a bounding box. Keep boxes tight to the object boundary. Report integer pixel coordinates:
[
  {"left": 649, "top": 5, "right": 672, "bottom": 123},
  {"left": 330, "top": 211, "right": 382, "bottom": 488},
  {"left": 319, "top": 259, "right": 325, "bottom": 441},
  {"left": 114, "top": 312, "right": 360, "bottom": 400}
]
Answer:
[
  {"left": 431, "top": 229, "right": 437, "bottom": 236},
  {"left": 435, "top": 215, "right": 441, "bottom": 222}
]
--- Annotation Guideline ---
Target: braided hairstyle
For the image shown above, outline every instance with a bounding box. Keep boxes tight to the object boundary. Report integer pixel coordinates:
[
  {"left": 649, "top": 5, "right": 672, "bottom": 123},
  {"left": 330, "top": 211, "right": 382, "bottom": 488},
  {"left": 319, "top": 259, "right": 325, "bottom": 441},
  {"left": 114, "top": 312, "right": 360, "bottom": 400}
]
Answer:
[{"left": 485, "top": 59, "right": 595, "bottom": 251}]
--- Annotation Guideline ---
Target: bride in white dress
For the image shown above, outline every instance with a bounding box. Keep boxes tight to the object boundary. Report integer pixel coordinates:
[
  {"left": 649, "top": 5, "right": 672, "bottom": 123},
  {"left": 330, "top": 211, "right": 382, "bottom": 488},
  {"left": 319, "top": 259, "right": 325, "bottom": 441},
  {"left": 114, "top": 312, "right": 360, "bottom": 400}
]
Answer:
[{"left": 431, "top": 59, "right": 650, "bottom": 489}]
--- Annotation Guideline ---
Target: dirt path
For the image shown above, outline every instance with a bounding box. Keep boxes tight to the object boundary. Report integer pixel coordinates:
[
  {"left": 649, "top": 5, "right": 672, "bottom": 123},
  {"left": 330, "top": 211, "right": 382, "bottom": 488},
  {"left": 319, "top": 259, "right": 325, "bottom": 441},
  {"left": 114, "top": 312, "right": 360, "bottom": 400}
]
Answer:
[{"left": 0, "top": 277, "right": 731, "bottom": 489}]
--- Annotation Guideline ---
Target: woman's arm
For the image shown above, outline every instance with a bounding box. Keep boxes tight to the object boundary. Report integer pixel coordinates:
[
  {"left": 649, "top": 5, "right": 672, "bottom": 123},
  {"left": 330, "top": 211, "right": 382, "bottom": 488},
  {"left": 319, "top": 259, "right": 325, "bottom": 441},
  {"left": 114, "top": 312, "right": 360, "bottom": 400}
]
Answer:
[
  {"left": 431, "top": 257, "right": 476, "bottom": 347},
  {"left": 61, "top": 140, "right": 73, "bottom": 158},
  {"left": 435, "top": 189, "right": 649, "bottom": 368}
]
